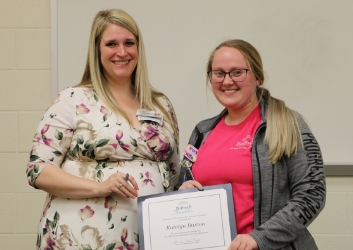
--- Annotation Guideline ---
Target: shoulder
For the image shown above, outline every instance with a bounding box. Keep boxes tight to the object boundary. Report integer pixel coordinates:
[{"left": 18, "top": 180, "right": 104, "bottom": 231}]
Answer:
[
  {"left": 57, "top": 86, "right": 97, "bottom": 102},
  {"left": 49, "top": 86, "right": 98, "bottom": 112},
  {"left": 154, "top": 93, "right": 177, "bottom": 114},
  {"left": 292, "top": 111, "right": 313, "bottom": 135},
  {"left": 55, "top": 86, "right": 90, "bottom": 98},
  {"left": 195, "top": 109, "right": 226, "bottom": 133},
  {"left": 155, "top": 93, "right": 172, "bottom": 106}
]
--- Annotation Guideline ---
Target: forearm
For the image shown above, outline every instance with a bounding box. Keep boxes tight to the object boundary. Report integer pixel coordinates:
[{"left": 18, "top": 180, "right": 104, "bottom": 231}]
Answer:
[
  {"left": 35, "top": 165, "right": 101, "bottom": 199},
  {"left": 250, "top": 130, "right": 326, "bottom": 249}
]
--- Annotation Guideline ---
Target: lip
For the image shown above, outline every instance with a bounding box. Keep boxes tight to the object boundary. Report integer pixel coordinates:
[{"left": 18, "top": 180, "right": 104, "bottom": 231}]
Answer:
[
  {"left": 220, "top": 89, "right": 239, "bottom": 96},
  {"left": 112, "top": 60, "right": 131, "bottom": 66},
  {"left": 222, "top": 89, "right": 238, "bottom": 92}
]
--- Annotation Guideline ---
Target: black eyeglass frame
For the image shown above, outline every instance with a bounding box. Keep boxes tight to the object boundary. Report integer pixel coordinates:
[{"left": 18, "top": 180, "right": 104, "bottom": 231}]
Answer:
[{"left": 207, "top": 68, "right": 250, "bottom": 83}]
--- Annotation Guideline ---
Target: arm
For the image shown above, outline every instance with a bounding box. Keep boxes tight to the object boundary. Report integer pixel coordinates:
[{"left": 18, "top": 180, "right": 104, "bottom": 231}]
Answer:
[
  {"left": 249, "top": 118, "right": 326, "bottom": 249},
  {"left": 26, "top": 88, "right": 138, "bottom": 199},
  {"left": 35, "top": 165, "right": 138, "bottom": 199}
]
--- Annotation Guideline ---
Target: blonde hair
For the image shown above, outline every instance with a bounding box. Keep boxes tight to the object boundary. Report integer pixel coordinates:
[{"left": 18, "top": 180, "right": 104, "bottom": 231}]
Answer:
[
  {"left": 78, "top": 9, "right": 178, "bottom": 139},
  {"left": 207, "top": 39, "right": 302, "bottom": 163}
]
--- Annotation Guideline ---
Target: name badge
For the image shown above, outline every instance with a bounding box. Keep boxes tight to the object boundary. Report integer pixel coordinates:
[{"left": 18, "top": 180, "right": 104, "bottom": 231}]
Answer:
[
  {"left": 183, "top": 144, "right": 198, "bottom": 162},
  {"left": 136, "top": 109, "right": 163, "bottom": 125}
]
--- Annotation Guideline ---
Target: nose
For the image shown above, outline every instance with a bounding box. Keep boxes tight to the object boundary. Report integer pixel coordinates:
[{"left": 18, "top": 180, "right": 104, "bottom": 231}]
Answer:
[
  {"left": 116, "top": 45, "right": 127, "bottom": 56},
  {"left": 222, "top": 73, "right": 234, "bottom": 85}
]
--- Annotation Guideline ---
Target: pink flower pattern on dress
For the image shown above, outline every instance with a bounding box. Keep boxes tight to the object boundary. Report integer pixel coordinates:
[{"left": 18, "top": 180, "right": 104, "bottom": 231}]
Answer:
[
  {"left": 143, "top": 125, "right": 159, "bottom": 140},
  {"left": 154, "top": 138, "right": 170, "bottom": 160},
  {"left": 116, "top": 130, "right": 123, "bottom": 141},
  {"left": 64, "top": 128, "right": 73, "bottom": 134},
  {"left": 104, "top": 196, "right": 117, "bottom": 212},
  {"left": 76, "top": 103, "right": 90, "bottom": 114},
  {"left": 44, "top": 234, "right": 60, "bottom": 250},
  {"left": 100, "top": 105, "right": 112, "bottom": 122},
  {"left": 36, "top": 124, "right": 54, "bottom": 146},
  {"left": 117, "top": 228, "right": 135, "bottom": 250},
  {"left": 110, "top": 130, "right": 130, "bottom": 152},
  {"left": 141, "top": 171, "right": 155, "bottom": 187},
  {"left": 41, "top": 124, "right": 50, "bottom": 134},
  {"left": 78, "top": 205, "right": 95, "bottom": 221},
  {"left": 100, "top": 106, "right": 112, "bottom": 117}
]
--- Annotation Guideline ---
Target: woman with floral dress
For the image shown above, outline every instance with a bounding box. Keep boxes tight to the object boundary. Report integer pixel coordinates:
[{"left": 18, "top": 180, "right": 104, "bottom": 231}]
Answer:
[{"left": 26, "top": 9, "right": 180, "bottom": 250}]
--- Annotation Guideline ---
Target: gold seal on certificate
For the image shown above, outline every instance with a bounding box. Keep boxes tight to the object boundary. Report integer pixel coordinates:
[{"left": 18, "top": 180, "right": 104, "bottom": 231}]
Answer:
[{"left": 137, "top": 184, "right": 236, "bottom": 250}]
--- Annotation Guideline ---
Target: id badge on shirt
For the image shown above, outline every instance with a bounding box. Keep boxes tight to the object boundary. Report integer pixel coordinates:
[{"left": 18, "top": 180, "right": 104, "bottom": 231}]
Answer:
[
  {"left": 182, "top": 144, "right": 199, "bottom": 181},
  {"left": 183, "top": 144, "right": 198, "bottom": 162},
  {"left": 136, "top": 109, "right": 163, "bottom": 125}
]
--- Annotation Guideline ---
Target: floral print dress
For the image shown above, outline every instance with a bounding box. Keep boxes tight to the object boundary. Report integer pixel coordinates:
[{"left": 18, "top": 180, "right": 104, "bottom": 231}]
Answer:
[{"left": 26, "top": 87, "right": 180, "bottom": 250}]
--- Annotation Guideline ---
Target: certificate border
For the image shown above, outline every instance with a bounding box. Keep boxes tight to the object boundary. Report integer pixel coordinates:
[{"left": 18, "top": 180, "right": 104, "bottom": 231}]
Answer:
[
  {"left": 137, "top": 183, "right": 236, "bottom": 250},
  {"left": 148, "top": 193, "right": 226, "bottom": 249}
]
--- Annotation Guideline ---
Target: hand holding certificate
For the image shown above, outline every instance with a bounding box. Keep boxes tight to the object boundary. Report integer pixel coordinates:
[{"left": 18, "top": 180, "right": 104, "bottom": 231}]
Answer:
[{"left": 137, "top": 184, "right": 236, "bottom": 250}]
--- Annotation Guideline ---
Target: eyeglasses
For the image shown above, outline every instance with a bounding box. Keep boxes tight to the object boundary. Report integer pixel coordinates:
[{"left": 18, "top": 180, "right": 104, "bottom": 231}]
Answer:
[{"left": 207, "top": 69, "right": 250, "bottom": 83}]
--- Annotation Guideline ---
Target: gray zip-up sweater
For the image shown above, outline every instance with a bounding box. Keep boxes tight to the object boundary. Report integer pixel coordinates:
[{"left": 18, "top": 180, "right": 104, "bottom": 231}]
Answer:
[{"left": 180, "top": 99, "right": 326, "bottom": 250}]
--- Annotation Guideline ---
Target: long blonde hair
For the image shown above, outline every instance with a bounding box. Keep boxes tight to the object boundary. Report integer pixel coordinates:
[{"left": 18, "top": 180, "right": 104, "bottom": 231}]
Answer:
[
  {"left": 78, "top": 9, "right": 178, "bottom": 139},
  {"left": 207, "top": 39, "right": 302, "bottom": 163}
]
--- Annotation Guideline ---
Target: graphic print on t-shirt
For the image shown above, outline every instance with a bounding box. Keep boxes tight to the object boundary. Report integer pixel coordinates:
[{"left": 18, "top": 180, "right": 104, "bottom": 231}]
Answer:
[{"left": 230, "top": 134, "right": 253, "bottom": 150}]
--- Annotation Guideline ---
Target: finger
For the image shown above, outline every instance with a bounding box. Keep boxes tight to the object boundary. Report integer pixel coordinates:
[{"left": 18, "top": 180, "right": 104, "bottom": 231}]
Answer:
[
  {"left": 117, "top": 182, "right": 137, "bottom": 198},
  {"left": 179, "top": 181, "right": 201, "bottom": 190},
  {"left": 179, "top": 183, "right": 194, "bottom": 190},
  {"left": 113, "top": 173, "right": 132, "bottom": 197},
  {"left": 117, "top": 186, "right": 129, "bottom": 198},
  {"left": 115, "top": 183, "right": 129, "bottom": 198},
  {"left": 122, "top": 184, "right": 138, "bottom": 198},
  {"left": 126, "top": 175, "right": 139, "bottom": 190},
  {"left": 196, "top": 184, "right": 204, "bottom": 191},
  {"left": 229, "top": 238, "right": 240, "bottom": 250},
  {"left": 188, "top": 180, "right": 204, "bottom": 191},
  {"left": 114, "top": 172, "right": 138, "bottom": 194},
  {"left": 119, "top": 175, "right": 138, "bottom": 198}
]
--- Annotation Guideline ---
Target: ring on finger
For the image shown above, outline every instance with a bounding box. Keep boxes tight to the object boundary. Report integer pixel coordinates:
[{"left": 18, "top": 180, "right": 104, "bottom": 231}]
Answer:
[{"left": 118, "top": 183, "right": 123, "bottom": 189}]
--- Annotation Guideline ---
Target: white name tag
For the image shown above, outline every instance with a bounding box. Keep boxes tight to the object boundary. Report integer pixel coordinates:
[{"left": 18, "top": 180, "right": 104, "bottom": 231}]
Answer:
[{"left": 136, "top": 109, "right": 163, "bottom": 125}]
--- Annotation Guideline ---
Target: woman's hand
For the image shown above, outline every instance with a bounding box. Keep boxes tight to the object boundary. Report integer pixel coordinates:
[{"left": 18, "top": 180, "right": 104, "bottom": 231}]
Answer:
[
  {"left": 178, "top": 180, "right": 204, "bottom": 191},
  {"left": 98, "top": 172, "right": 139, "bottom": 199},
  {"left": 228, "top": 234, "right": 258, "bottom": 250}
]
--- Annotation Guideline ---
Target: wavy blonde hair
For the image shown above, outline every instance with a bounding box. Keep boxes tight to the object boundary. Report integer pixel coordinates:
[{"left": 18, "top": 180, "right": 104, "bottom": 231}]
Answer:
[
  {"left": 78, "top": 9, "right": 178, "bottom": 139},
  {"left": 207, "top": 39, "right": 302, "bottom": 163}
]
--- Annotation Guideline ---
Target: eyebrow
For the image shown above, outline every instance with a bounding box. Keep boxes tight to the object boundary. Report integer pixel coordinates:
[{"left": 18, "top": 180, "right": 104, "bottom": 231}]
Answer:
[
  {"left": 102, "top": 37, "right": 136, "bottom": 43},
  {"left": 213, "top": 67, "right": 247, "bottom": 71}
]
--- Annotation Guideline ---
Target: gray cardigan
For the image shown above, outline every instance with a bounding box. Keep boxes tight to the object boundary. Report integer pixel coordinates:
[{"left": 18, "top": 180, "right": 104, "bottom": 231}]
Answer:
[{"left": 180, "top": 99, "right": 326, "bottom": 250}]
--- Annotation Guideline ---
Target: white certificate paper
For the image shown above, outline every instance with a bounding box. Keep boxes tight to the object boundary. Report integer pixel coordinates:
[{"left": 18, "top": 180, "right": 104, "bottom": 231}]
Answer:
[{"left": 138, "top": 185, "right": 235, "bottom": 250}]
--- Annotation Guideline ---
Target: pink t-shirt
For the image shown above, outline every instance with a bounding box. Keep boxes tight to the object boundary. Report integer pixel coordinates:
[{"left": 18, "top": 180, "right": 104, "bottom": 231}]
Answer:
[{"left": 192, "top": 105, "right": 261, "bottom": 234}]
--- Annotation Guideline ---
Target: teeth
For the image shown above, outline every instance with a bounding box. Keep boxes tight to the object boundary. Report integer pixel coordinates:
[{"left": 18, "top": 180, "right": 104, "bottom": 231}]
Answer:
[
  {"left": 114, "top": 61, "right": 129, "bottom": 65},
  {"left": 224, "top": 90, "right": 236, "bottom": 92}
]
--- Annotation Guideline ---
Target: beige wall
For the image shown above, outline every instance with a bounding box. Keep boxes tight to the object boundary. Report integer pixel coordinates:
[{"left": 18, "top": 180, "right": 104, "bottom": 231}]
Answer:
[{"left": 0, "top": 1, "right": 352, "bottom": 249}]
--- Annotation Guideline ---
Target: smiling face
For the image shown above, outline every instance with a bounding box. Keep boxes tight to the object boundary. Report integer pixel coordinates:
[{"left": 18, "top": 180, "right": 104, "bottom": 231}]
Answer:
[
  {"left": 211, "top": 46, "right": 259, "bottom": 112},
  {"left": 99, "top": 23, "right": 138, "bottom": 85}
]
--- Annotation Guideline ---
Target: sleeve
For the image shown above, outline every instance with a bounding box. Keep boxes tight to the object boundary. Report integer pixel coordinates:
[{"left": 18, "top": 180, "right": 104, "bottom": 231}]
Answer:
[
  {"left": 160, "top": 96, "right": 181, "bottom": 192},
  {"left": 249, "top": 117, "right": 326, "bottom": 249},
  {"left": 26, "top": 87, "right": 77, "bottom": 187}
]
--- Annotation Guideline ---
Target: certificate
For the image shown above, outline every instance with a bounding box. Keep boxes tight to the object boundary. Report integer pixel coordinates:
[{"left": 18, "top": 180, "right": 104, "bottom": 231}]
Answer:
[{"left": 137, "top": 184, "right": 236, "bottom": 250}]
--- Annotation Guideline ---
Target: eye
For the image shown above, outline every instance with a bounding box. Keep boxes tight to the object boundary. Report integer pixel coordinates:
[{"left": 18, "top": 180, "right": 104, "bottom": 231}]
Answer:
[
  {"left": 106, "top": 42, "right": 116, "bottom": 47},
  {"left": 125, "top": 41, "right": 136, "bottom": 47},
  {"left": 213, "top": 71, "right": 225, "bottom": 77},
  {"left": 231, "top": 69, "right": 242, "bottom": 76}
]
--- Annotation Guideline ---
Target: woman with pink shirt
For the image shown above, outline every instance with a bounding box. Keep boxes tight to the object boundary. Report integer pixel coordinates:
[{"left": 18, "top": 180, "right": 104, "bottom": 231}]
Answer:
[{"left": 178, "top": 39, "right": 326, "bottom": 250}]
